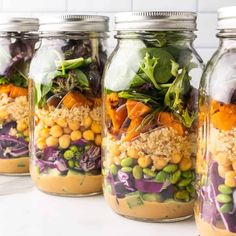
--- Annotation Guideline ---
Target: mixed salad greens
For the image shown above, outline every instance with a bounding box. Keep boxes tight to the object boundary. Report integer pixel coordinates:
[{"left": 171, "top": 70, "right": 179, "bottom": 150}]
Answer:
[
  {"left": 0, "top": 37, "right": 37, "bottom": 159},
  {"left": 103, "top": 32, "right": 200, "bottom": 211},
  {"left": 30, "top": 38, "right": 106, "bottom": 176}
]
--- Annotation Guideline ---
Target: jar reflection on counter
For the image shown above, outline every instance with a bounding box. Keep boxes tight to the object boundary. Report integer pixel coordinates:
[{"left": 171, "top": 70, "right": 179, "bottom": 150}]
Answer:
[
  {"left": 0, "top": 18, "right": 39, "bottom": 175},
  {"left": 102, "top": 12, "right": 204, "bottom": 222},
  {"left": 29, "top": 15, "right": 109, "bottom": 196},
  {"left": 195, "top": 6, "right": 236, "bottom": 236}
]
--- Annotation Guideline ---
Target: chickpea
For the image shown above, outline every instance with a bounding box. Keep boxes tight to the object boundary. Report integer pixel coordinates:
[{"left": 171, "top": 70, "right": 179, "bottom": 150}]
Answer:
[
  {"left": 83, "top": 130, "right": 95, "bottom": 141},
  {"left": 23, "top": 129, "right": 29, "bottom": 137},
  {"left": 225, "top": 171, "right": 236, "bottom": 188},
  {"left": 50, "top": 125, "right": 63, "bottom": 138},
  {"left": 44, "top": 117, "right": 55, "bottom": 127},
  {"left": 63, "top": 127, "right": 72, "bottom": 134},
  {"left": 71, "top": 130, "right": 82, "bottom": 141},
  {"left": 215, "top": 153, "right": 232, "bottom": 167},
  {"left": 17, "top": 121, "right": 28, "bottom": 132},
  {"left": 91, "top": 122, "right": 102, "bottom": 134},
  {"left": 109, "top": 144, "right": 120, "bottom": 156},
  {"left": 170, "top": 153, "right": 182, "bottom": 164},
  {"left": 83, "top": 116, "right": 92, "bottom": 129},
  {"left": 153, "top": 156, "right": 168, "bottom": 170},
  {"left": 218, "top": 165, "right": 232, "bottom": 178},
  {"left": 46, "top": 136, "right": 58, "bottom": 147},
  {"left": 127, "top": 148, "right": 139, "bottom": 159},
  {"left": 59, "top": 135, "right": 71, "bottom": 149},
  {"left": 68, "top": 120, "right": 80, "bottom": 131},
  {"left": 232, "top": 162, "right": 236, "bottom": 172},
  {"left": 113, "top": 156, "right": 121, "bottom": 165},
  {"left": 40, "top": 128, "right": 50, "bottom": 138},
  {"left": 0, "top": 108, "right": 8, "bottom": 120},
  {"left": 56, "top": 118, "right": 67, "bottom": 128},
  {"left": 138, "top": 156, "right": 152, "bottom": 168},
  {"left": 179, "top": 158, "right": 192, "bottom": 171},
  {"left": 37, "top": 138, "right": 46, "bottom": 150},
  {"left": 95, "top": 134, "right": 102, "bottom": 146}
]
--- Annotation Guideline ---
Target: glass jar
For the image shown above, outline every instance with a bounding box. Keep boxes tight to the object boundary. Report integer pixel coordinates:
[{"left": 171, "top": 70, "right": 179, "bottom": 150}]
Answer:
[
  {"left": 29, "top": 15, "right": 108, "bottom": 196},
  {"left": 102, "top": 12, "right": 203, "bottom": 222},
  {"left": 195, "top": 7, "right": 236, "bottom": 236},
  {"left": 0, "top": 17, "right": 38, "bottom": 175}
]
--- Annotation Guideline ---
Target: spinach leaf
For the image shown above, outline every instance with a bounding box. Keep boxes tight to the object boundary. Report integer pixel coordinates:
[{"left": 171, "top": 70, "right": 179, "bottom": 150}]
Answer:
[
  {"left": 0, "top": 77, "right": 9, "bottom": 85},
  {"left": 129, "top": 72, "right": 147, "bottom": 88},
  {"left": 11, "top": 71, "right": 28, "bottom": 88},
  {"left": 35, "top": 82, "right": 52, "bottom": 107},
  {"left": 171, "top": 60, "right": 179, "bottom": 77},
  {"left": 142, "top": 48, "right": 175, "bottom": 84},
  {"left": 118, "top": 91, "right": 160, "bottom": 105},
  {"left": 164, "top": 68, "right": 195, "bottom": 127},
  {"left": 58, "top": 57, "right": 92, "bottom": 71},
  {"left": 75, "top": 69, "right": 89, "bottom": 90}
]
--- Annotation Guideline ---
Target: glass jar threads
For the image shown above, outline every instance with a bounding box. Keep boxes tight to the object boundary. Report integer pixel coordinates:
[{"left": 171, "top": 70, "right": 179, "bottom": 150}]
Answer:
[
  {"left": 195, "top": 7, "right": 236, "bottom": 236},
  {"left": 0, "top": 17, "right": 38, "bottom": 175},
  {"left": 102, "top": 12, "right": 203, "bottom": 222},
  {"left": 29, "top": 15, "right": 108, "bottom": 196}
]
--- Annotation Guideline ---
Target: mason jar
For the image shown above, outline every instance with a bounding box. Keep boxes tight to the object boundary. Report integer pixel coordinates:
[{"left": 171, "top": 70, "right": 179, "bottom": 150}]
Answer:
[
  {"left": 29, "top": 15, "right": 108, "bottom": 196},
  {"left": 102, "top": 12, "right": 203, "bottom": 222},
  {"left": 0, "top": 17, "right": 38, "bottom": 175},
  {"left": 195, "top": 7, "right": 236, "bottom": 236}
]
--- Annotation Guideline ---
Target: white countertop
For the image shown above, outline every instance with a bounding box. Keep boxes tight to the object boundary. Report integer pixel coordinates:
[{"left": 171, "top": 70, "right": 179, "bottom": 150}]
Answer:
[{"left": 0, "top": 176, "right": 199, "bottom": 236}]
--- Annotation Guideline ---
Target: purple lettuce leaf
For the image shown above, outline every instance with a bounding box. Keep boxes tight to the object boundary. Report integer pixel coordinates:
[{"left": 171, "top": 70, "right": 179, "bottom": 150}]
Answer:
[{"left": 135, "top": 179, "right": 169, "bottom": 193}]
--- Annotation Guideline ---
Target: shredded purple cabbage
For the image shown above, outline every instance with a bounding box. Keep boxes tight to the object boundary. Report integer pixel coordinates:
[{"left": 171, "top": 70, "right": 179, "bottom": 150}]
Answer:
[{"left": 0, "top": 134, "right": 28, "bottom": 158}]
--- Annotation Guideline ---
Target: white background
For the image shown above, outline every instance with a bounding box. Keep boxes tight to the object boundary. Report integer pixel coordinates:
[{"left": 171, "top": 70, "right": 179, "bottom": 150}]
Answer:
[{"left": 0, "top": 0, "right": 236, "bottom": 63}]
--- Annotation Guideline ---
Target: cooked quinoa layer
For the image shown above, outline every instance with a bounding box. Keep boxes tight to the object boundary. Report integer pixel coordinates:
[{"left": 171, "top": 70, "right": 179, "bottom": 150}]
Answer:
[
  {"left": 0, "top": 93, "right": 28, "bottom": 123},
  {"left": 210, "top": 126, "right": 236, "bottom": 161},
  {"left": 105, "top": 127, "right": 196, "bottom": 163},
  {"left": 37, "top": 105, "right": 101, "bottom": 125}
]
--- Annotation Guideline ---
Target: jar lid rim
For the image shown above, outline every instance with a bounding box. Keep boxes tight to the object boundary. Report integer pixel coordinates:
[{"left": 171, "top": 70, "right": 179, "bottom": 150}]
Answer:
[
  {"left": 115, "top": 11, "right": 197, "bottom": 31},
  {"left": 39, "top": 14, "right": 109, "bottom": 32},
  {"left": 0, "top": 17, "right": 39, "bottom": 32},
  {"left": 217, "top": 6, "right": 236, "bottom": 30}
]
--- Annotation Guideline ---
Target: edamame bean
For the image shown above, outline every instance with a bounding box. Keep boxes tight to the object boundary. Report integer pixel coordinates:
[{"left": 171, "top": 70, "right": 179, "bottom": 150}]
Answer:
[
  {"left": 186, "top": 184, "right": 195, "bottom": 198},
  {"left": 220, "top": 203, "right": 233, "bottom": 213},
  {"left": 216, "top": 194, "right": 232, "bottom": 203},
  {"left": 143, "top": 168, "right": 156, "bottom": 177},
  {"left": 75, "top": 161, "right": 80, "bottom": 168},
  {"left": 178, "top": 178, "right": 192, "bottom": 187},
  {"left": 121, "top": 157, "right": 133, "bottom": 167},
  {"left": 163, "top": 164, "right": 178, "bottom": 173},
  {"left": 133, "top": 165, "right": 143, "bottom": 180},
  {"left": 155, "top": 171, "right": 169, "bottom": 183},
  {"left": 169, "top": 170, "right": 181, "bottom": 184},
  {"left": 182, "top": 170, "right": 193, "bottom": 179},
  {"left": 69, "top": 145, "right": 79, "bottom": 153},
  {"left": 121, "top": 167, "right": 133, "bottom": 173},
  {"left": 68, "top": 160, "right": 75, "bottom": 168},
  {"left": 63, "top": 150, "right": 74, "bottom": 160},
  {"left": 110, "top": 164, "right": 118, "bottom": 175},
  {"left": 218, "top": 184, "right": 233, "bottom": 195},
  {"left": 142, "top": 193, "right": 163, "bottom": 202},
  {"left": 174, "top": 190, "right": 190, "bottom": 202}
]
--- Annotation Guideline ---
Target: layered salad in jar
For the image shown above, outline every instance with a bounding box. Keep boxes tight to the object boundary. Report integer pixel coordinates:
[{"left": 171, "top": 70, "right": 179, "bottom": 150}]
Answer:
[
  {"left": 103, "top": 36, "right": 199, "bottom": 221},
  {"left": 196, "top": 91, "right": 236, "bottom": 236},
  {"left": 0, "top": 36, "right": 36, "bottom": 174},
  {"left": 30, "top": 37, "right": 106, "bottom": 195}
]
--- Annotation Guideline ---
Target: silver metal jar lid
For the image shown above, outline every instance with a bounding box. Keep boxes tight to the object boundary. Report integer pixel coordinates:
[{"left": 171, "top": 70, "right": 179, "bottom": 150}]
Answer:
[
  {"left": 0, "top": 17, "right": 39, "bottom": 32},
  {"left": 115, "top": 11, "right": 197, "bottom": 31},
  {"left": 217, "top": 6, "right": 236, "bottom": 30},
  {"left": 39, "top": 15, "right": 109, "bottom": 32}
]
